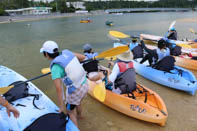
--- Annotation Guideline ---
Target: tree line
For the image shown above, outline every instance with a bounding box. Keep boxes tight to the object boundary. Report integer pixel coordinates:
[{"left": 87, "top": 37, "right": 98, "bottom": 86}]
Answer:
[{"left": 1, "top": 0, "right": 197, "bottom": 15}]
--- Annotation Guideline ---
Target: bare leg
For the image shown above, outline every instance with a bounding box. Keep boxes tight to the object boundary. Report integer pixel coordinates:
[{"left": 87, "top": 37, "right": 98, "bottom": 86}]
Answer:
[
  {"left": 67, "top": 109, "right": 78, "bottom": 127},
  {"left": 76, "top": 105, "right": 83, "bottom": 119}
]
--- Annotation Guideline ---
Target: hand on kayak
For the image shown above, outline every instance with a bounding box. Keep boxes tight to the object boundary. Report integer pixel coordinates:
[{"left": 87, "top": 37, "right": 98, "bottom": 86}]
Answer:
[{"left": 6, "top": 104, "right": 20, "bottom": 118}]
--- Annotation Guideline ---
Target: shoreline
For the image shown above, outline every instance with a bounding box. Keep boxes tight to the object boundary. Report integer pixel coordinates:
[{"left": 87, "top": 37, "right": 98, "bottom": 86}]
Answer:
[
  {"left": 0, "top": 9, "right": 196, "bottom": 24},
  {"left": 0, "top": 10, "right": 106, "bottom": 24}
]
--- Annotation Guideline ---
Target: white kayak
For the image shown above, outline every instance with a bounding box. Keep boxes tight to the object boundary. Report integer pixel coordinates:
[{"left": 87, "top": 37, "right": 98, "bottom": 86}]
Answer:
[
  {"left": 140, "top": 33, "right": 190, "bottom": 45},
  {"left": 0, "top": 65, "right": 79, "bottom": 131}
]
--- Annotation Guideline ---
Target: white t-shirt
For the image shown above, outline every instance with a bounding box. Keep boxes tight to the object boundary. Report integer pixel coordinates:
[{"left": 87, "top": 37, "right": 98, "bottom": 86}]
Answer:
[{"left": 109, "top": 63, "right": 120, "bottom": 83}]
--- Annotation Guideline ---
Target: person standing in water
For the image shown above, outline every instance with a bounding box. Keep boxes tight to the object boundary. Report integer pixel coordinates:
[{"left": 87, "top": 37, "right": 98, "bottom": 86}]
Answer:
[{"left": 40, "top": 41, "right": 89, "bottom": 127}]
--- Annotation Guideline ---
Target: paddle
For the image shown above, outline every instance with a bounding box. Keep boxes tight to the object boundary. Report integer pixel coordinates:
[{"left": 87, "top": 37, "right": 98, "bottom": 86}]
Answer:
[
  {"left": 93, "top": 61, "right": 113, "bottom": 102},
  {"left": 41, "top": 46, "right": 129, "bottom": 102},
  {"left": 41, "top": 46, "right": 129, "bottom": 74},
  {"left": 163, "top": 21, "right": 176, "bottom": 38},
  {"left": 109, "top": 21, "right": 176, "bottom": 40},
  {"left": 109, "top": 30, "right": 192, "bottom": 48},
  {"left": 165, "top": 20, "right": 176, "bottom": 37},
  {"left": 95, "top": 45, "right": 129, "bottom": 58},
  {"left": 189, "top": 28, "right": 197, "bottom": 34},
  {"left": 109, "top": 30, "right": 153, "bottom": 41},
  {"left": 109, "top": 30, "right": 130, "bottom": 39},
  {"left": 0, "top": 72, "right": 51, "bottom": 94},
  {"left": 93, "top": 82, "right": 106, "bottom": 102},
  {"left": 41, "top": 67, "right": 107, "bottom": 102}
]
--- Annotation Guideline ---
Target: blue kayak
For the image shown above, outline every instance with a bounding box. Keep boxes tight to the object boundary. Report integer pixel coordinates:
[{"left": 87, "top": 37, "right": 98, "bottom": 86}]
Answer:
[
  {"left": 114, "top": 42, "right": 197, "bottom": 95},
  {"left": 133, "top": 59, "right": 197, "bottom": 95},
  {"left": 0, "top": 65, "right": 79, "bottom": 131}
]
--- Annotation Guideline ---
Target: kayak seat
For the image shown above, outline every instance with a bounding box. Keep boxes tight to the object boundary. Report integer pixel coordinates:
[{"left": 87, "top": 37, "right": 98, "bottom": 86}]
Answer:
[
  {"left": 4, "top": 81, "right": 42, "bottom": 110},
  {"left": 127, "top": 86, "right": 148, "bottom": 103},
  {"left": 24, "top": 112, "right": 68, "bottom": 131},
  {"left": 152, "top": 56, "right": 175, "bottom": 73}
]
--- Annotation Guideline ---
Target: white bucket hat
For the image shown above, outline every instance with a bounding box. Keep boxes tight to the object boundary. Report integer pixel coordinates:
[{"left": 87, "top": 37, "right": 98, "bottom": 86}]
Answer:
[
  {"left": 117, "top": 50, "right": 133, "bottom": 62},
  {"left": 40, "top": 41, "right": 59, "bottom": 54}
]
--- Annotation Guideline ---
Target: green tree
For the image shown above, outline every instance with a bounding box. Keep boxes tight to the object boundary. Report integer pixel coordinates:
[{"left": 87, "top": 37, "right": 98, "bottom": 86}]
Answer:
[
  {"left": 58, "top": 0, "right": 68, "bottom": 13},
  {"left": 0, "top": 8, "right": 6, "bottom": 15}
]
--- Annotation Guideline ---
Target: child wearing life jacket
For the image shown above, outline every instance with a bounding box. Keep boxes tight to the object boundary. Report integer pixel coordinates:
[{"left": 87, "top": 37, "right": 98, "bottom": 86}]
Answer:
[
  {"left": 108, "top": 50, "right": 136, "bottom": 94},
  {"left": 82, "top": 43, "right": 109, "bottom": 81}
]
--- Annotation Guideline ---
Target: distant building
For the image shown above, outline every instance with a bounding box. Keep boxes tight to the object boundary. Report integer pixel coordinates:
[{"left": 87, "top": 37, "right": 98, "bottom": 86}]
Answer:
[
  {"left": 66, "top": 2, "right": 86, "bottom": 10},
  {"left": 31, "top": 0, "right": 159, "bottom": 2},
  {"left": 82, "top": 0, "right": 158, "bottom": 1},
  {"left": 75, "top": 10, "right": 88, "bottom": 13},
  {"left": 30, "top": 0, "right": 54, "bottom": 2},
  {"left": 5, "top": 7, "right": 52, "bottom": 16}
]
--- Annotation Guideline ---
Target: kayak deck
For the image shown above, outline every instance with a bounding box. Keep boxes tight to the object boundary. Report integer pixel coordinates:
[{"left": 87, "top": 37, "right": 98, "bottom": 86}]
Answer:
[
  {"left": 88, "top": 71, "right": 168, "bottom": 126},
  {"left": 0, "top": 65, "right": 59, "bottom": 130}
]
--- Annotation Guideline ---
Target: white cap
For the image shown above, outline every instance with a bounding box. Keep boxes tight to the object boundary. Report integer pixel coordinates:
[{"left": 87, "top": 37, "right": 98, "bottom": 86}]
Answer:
[{"left": 40, "top": 41, "right": 59, "bottom": 54}]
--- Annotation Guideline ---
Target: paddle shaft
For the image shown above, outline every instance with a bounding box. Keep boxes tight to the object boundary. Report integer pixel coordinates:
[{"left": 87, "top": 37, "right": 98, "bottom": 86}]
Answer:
[
  {"left": 81, "top": 58, "right": 104, "bottom": 64},
  {"left": 13, "top": 72, "right": 51, "bottom": 87}
]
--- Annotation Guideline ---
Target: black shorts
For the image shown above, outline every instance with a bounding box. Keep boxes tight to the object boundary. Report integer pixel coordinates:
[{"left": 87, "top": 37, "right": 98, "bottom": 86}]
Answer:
[{"left": 66, "top": 103, "right": 76, "bottom": 111}]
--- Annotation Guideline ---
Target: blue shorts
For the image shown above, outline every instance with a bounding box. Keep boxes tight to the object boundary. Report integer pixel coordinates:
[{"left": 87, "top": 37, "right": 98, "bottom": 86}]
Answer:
[{"left": 66, "top": 103, "right": 76, "bottom": 111}]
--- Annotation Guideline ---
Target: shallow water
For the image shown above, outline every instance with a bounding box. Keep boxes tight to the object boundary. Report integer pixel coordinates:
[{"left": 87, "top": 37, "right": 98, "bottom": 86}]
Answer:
[{"left": 0, "top": 12, "right": 197, "bottom": 131}]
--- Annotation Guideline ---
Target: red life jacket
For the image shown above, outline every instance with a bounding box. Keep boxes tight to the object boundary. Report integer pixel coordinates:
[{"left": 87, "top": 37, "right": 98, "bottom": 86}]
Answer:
[
  {"left": 117, "top": 62, "right": 133, "bottom": 73},
  {"left": 115, "top": 61, "right": 136, "bottom": 94}
]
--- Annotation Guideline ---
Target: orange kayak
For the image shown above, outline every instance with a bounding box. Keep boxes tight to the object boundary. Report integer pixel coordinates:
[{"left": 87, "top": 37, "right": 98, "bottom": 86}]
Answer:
[
  {"left": 88, "top": 78, "right": 168, "bottom": 126},
  {"left": 175, "top": 56, "right": 197, "bottom": 71},
  {"left": 190, "top": 43, "right": 197, "bottom": 48},
  {"left": 80, "top": 20, "right": 91, "bottom": 23}
]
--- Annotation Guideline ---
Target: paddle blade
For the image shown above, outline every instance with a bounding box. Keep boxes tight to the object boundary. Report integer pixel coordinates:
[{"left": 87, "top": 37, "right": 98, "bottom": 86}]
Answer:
[
  {"left": 96, "top": 45, "right": 129, "bottom": 59},
  {"left": 168, "top": 21, "right": 176, "bottom": 31},
  {"left": 109, "top": 30, "right": 129, "bottom": 38},
  {"left": 0, "top": 85, "right": 14, "bottom": 94},
  {"left": 177, "top": 43, "right": 191, "bottom": 48},
  {"left": 107, "top": 34, "right": 121, "bottom": 41},
  {"left": 189, "top": 28, "right": 195, "bottom": 34},
  {"left": 41, "top": 68, "right": 51, "bottom": 74},
  {"left": 93, "top": 82, "right": 106, "bottom": 102}
]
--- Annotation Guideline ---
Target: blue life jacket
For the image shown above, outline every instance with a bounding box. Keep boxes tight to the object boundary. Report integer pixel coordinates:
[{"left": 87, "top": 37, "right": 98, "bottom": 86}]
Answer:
[
  {"left": 129, "top": 42, "right": 138, "bottom": 51},
  {"left": 156, "top": 48, "right": 170, "bottom": 62},
  {"left": 84, "top": 52, "right": 98, "bottom": 60},
  {"left": 50, "top": 50, "right": 86, "bottom": 94}
]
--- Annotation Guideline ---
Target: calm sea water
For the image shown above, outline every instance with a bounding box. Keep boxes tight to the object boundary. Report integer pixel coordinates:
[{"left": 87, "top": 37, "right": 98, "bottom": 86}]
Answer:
[{"left": 0, "top": 12, "right": 197, "bottom": 131}]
